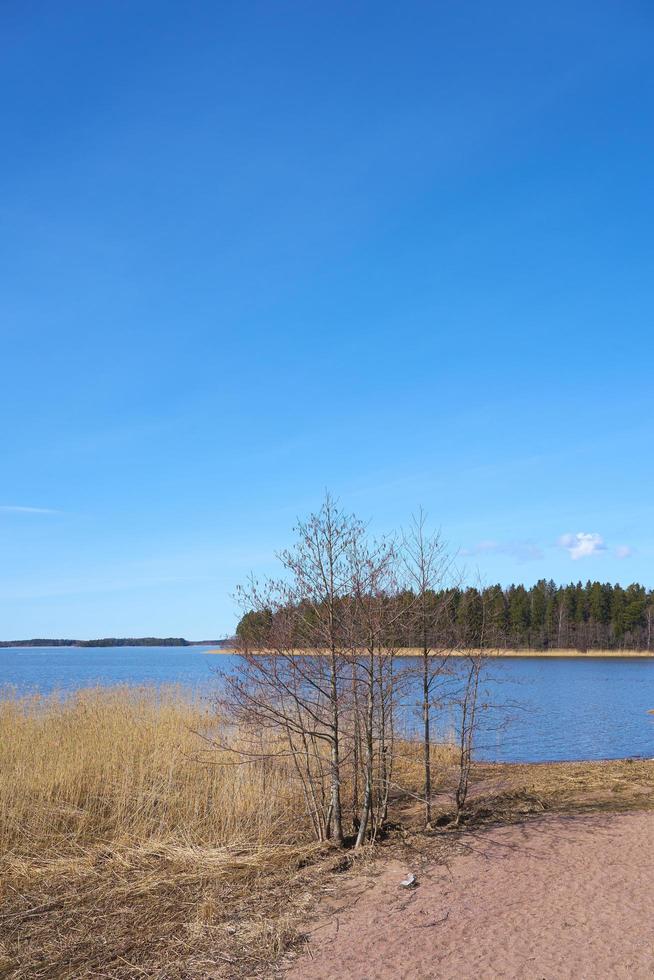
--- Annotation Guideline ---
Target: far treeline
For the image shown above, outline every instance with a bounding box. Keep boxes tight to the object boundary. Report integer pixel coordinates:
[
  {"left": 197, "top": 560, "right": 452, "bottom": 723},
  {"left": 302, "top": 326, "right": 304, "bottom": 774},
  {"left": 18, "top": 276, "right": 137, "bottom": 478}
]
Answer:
[
  {"left": 0, "top": 638, "right": 225, "bottom": 648},
  {"left": 237, "top": 579, "right": 654, "bottom": 652}
]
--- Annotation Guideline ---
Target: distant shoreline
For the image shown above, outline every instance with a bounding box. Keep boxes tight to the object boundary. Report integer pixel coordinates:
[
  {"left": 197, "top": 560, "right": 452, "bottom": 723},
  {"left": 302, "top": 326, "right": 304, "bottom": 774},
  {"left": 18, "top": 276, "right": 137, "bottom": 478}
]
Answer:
[
  {"left": 206, "top": 647, "right": 654, "bottom": 659},
  {"left": 2, "top": 644, "right": 651, "bottom": 658},
  {"left": 0, "top": 639, "right": 230, "bottom": 649}
]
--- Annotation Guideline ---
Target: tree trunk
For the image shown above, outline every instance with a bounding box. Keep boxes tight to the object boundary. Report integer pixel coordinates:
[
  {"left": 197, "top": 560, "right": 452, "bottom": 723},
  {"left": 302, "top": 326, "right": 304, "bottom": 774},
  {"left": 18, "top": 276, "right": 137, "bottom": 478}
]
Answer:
[
  {"left": 355, "top": 650, "right": 375, "bottom": 847},
  {"left": 422, "top": 646, "right": 431, "bottom": 825},
  {"left": 329, "top": 652, "right": 343, "bottom": 844}
]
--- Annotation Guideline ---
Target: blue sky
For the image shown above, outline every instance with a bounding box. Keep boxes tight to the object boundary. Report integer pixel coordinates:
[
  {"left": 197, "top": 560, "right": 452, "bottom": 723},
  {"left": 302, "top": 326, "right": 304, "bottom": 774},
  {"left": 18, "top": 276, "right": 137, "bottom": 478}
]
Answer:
[{"left": 2, "top": 2, "right": 653, "bottom": 638}]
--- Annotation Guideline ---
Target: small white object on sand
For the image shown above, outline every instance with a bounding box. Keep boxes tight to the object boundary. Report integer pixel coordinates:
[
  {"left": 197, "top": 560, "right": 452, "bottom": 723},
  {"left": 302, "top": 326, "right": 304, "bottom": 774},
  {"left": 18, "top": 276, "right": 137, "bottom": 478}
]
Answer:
[{"left": 399, "top": 873, "right": 417, "bottom": 889}]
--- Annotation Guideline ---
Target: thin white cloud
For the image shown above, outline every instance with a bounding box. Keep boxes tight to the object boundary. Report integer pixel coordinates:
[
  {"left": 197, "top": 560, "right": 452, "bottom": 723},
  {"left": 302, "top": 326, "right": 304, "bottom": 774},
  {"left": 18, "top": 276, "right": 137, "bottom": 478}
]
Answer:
[
  {"left": 615, "top": 544, "right": 633, "bottom": 559},
  {"left": 0, "top": 505, "right": 59, "bottom": 514},
  {"left": 461, "top": 539, "right": 543, "bottom": 562},
  {"left": 558, "top": 532, "right": 607, "bottom": 560}
]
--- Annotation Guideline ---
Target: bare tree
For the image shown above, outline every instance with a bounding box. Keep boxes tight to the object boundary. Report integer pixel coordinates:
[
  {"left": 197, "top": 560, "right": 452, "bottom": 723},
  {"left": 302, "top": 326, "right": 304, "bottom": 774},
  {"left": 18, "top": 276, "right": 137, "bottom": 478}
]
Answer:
[
  {"left": 225, "top": 495, "right": 366, "bottom": 844},
  {"left": 222, "top": 494, "right": 504, "bottom": 847},
  {"left": 400, "top": 511, "right": 456, "bottom": 826},
  {"left": 452, "top": 651, "right": 484, "bottom": 824},
  {"left": 347, "top": 531, "right": 400, "bottom": 847},
  {"left": 451, "top": 580, "right": 494, "bottom": 824},
  {"left": 276, "top": 496, "right": 363, "bottom": 844}
]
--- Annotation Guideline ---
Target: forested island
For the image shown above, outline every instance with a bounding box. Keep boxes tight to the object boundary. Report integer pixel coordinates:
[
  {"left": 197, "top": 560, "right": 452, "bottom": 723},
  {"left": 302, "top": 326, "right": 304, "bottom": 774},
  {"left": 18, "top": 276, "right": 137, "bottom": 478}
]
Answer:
[
  {"left": 0, "top": 637, "right": 229, "bottom": 648},
  {"left": 237, "top": 579, "right": 654, "bottom": 652}
]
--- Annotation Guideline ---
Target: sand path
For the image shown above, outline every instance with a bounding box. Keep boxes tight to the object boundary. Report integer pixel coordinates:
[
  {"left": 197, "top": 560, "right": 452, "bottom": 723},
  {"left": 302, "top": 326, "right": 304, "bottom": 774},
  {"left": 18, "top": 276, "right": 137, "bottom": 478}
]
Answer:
[{"left": 287, "top": 811, "right": 654, "bottom": 979}]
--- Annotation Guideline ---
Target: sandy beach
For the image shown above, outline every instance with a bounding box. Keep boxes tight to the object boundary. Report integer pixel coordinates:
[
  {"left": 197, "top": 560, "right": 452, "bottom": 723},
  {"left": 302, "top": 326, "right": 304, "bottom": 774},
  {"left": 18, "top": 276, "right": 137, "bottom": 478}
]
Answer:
[
  {"left": 287, "top": 810, "right": 654, "bottom": 979},
  {"left": 207, "top": 648, "right": 654, "bottom": 658}
]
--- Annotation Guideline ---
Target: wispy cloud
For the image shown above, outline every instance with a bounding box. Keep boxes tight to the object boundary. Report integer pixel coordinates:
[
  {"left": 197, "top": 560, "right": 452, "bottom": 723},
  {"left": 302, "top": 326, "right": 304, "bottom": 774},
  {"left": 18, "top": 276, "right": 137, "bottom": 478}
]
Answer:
[
  {"left": 0, "top": 505, "right": 59, "bottom": 514},
  {"left": 558, "top": 532, "right": 606, "bottom": 560},
  {"left": 615, "top": 544, "right": 633, "bottom": 559},
  {"left": 461, "top": 539, "right": 543, "bottom": 562},
  {"left": 0, "top": 505, "right": 60, "bottom": 515}
]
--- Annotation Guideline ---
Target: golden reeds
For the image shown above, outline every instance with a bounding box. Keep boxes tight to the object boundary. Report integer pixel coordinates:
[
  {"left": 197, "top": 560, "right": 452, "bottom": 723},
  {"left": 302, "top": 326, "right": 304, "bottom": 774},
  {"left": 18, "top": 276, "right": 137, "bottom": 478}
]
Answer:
[
  {"left": 0, "top": 684, "right": 306, "bottom": 855},
  {"left": 2, "top": 685, "right": 649, "bottom": 977},
  {"left": 0, "top": 685, "right": 319, "bottom": 978},
  {"left": 0, "top": 685, "right": 460, "bottom": 976}
]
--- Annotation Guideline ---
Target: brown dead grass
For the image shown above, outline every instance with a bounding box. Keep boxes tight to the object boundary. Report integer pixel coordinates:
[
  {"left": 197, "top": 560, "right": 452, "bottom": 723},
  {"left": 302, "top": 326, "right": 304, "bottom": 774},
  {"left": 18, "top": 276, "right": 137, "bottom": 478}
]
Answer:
[
  {"left": 391, "top": 757, "right": 654, "bottom": 835},
  {"left": 0, "top": 687, "right": 651, "bottom": 978},
  {"left": 0, "top": 687, "right": 452, "bottom": 978},
  {"left": 480, "top": 757, "right": 654, "bottom": 815},
  {"left": 0, "top": 685, "right": 306, "bottom": 854},
  {"left": 0, "top": 686, "right": 324, "bottom": 978},
  {"left": 0, "top": 840, "right": 326, "bottom": 978}
]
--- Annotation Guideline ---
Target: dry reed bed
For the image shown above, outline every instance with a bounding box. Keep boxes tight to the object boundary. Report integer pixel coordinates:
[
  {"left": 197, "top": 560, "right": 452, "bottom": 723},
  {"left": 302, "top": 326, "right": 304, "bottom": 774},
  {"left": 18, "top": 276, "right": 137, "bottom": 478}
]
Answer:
[
  {"left": 1, "top": 687, "right": 651, "bottom": 978},
  {"left": 0, "top": 686, "right": 447, "bottom": 977},
  {"left": 0, "top": 686, "right": 324, "bottom": 978},
  {"left": 0, "top": 685, "right": 306, "bottom": 853}
]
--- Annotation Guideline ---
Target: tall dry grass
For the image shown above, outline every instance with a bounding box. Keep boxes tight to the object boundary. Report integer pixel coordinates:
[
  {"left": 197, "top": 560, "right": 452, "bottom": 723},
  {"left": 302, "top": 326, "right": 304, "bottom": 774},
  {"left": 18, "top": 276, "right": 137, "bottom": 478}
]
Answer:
[
  {"left": 0, "top": 684, "right": 306, "bottom": 856},
  {"left": 0, "top": 685, "right": 457, "bottom": 977},
  {"left": 0, "top": 685, "right": 322, "bottom": 978},
  {"left": 4, "top": 684, "right": 647, "bottom": 976}
]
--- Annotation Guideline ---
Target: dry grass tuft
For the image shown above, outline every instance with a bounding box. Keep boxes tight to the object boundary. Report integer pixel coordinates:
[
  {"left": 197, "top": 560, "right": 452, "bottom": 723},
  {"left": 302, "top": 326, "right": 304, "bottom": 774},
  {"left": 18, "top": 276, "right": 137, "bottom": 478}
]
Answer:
[
  {"left": 0, "top": 686, "right": 325, "bottom": 977},
  {"left": 496, "top": 758, "right": 654, "bottom": 813},
  {"left": 417, "top": 758, "right": 654, "bottom": 831}
]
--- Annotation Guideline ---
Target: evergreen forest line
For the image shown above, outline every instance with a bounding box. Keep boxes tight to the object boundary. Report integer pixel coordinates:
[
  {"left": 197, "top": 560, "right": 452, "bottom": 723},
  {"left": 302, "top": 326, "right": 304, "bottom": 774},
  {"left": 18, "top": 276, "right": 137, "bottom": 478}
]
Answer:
[{"left": 237, "top": 579, "right": 654, "bottom": 652}]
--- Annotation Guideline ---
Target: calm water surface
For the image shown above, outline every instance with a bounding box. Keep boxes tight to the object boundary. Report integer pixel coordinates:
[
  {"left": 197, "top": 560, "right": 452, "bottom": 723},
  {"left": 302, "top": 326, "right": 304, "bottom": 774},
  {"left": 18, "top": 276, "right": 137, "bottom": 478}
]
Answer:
[
  {"left": 0, "top": 645, "right": 218, "bottom": 693},
  {"left": 1, "top": 646, "right": 653, "bottom": 764}
]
